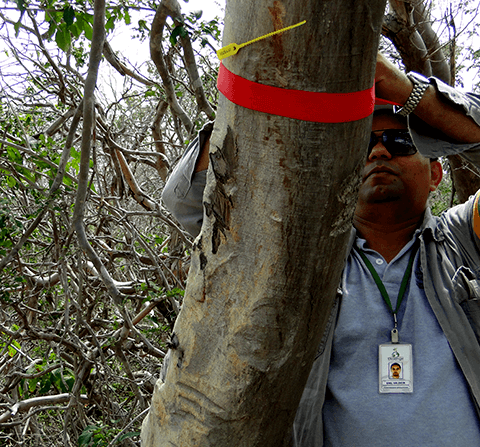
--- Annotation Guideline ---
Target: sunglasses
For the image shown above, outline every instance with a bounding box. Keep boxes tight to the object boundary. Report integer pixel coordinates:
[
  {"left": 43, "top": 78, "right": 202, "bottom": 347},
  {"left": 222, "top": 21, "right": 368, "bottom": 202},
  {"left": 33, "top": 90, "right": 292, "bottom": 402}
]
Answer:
[{"left": 368, "top": 129, "right": 417, "bottom": 157}]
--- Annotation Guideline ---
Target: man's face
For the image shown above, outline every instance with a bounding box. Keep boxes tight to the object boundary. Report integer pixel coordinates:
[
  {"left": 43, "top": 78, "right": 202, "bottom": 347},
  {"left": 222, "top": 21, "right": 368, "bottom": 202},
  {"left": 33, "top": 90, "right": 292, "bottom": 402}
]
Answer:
[
  {"left": 355, "top": 114, "right": 442, "bottom": 220},
  {"left": 391, "top": 364, "right": 401, "bottom": 379}
]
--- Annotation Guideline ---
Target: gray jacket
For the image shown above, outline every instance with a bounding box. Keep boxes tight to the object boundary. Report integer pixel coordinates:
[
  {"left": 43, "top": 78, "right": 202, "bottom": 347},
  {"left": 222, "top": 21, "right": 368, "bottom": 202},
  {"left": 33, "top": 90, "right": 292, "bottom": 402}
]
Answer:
[
  {"left": 162, "top": 79, "right": 480, "bottom": 445},
  {"left": 162, "top": 122, "right": 213, "bottom": 238},
  {"left": 292, "top": 203, "right": 480, "bottom": 445}
]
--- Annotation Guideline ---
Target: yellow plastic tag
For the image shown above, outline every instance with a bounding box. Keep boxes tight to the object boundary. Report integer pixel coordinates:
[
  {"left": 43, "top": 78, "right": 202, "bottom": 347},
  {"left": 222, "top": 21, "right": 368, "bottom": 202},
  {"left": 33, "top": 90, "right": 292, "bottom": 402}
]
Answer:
[{"left": 217, "top": 20, "right": 306, "bottom": 60}]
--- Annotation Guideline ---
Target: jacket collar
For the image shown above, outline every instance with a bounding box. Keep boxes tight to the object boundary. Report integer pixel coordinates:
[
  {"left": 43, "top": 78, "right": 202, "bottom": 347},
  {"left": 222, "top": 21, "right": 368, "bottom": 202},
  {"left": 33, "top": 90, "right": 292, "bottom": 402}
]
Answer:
[
  {"left": 346, "top": 206, "right": 443, "bottom": 256},
  {"left": 417, "top": 207, "right": 444, "bottom": 242}
]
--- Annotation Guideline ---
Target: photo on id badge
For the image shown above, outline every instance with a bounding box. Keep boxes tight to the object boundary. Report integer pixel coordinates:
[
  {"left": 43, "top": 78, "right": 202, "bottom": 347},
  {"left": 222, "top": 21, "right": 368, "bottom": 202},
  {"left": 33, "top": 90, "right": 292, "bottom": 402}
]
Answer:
[{"left": 379, "top": 343, "right": 413, "bottom": 393}]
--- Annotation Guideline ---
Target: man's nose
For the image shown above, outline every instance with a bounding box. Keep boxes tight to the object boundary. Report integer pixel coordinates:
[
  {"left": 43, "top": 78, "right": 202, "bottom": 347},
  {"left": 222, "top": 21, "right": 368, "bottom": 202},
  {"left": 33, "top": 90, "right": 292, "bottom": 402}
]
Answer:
[{"left": 368, "top": 141, "right": 392, "bottom": 161}]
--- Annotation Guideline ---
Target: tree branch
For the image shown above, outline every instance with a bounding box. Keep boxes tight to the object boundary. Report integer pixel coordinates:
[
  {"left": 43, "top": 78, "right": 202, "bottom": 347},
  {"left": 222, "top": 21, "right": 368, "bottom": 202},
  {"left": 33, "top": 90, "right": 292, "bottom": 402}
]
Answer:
[
  {"left": 150, "top": 0, "right": 194, "bottom": 133},
  {"left": 0, "top": 393, "right": 89, "bottom": 425},
  {"left": 103, "top": 41, "right": 156, "bottom": 87}
]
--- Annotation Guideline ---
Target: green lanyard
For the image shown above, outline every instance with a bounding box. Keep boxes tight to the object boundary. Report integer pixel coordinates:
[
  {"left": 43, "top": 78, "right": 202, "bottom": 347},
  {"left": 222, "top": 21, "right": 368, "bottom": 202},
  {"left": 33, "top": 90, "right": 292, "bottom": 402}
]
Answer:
[{"left": 353, "top": 240, "right": 419, "bottom": 342}]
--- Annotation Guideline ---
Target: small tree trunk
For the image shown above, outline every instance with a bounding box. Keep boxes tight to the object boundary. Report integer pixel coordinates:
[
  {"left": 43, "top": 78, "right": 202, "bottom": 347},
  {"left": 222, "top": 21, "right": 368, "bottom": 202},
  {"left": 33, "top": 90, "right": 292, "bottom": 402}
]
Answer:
[
  {"left": 448, "top": 154, "right": 480, "bottom": 203},
  {"left": 142, "top": 0, "right": 386, "bottom": 445}
]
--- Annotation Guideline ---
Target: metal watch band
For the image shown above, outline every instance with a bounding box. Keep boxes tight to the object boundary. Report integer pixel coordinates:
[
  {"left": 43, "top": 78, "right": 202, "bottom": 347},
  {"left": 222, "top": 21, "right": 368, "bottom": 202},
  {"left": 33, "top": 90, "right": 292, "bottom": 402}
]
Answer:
[{"left": 394, "top": 75, "right": 430, "bottom": 117}]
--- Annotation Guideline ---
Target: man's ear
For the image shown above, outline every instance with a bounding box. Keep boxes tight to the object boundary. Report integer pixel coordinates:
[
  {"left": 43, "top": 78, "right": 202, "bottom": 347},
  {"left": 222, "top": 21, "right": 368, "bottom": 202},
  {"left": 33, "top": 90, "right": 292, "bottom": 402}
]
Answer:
[{"left": 430, "top": 160, "right": 443, "bottom": 191}]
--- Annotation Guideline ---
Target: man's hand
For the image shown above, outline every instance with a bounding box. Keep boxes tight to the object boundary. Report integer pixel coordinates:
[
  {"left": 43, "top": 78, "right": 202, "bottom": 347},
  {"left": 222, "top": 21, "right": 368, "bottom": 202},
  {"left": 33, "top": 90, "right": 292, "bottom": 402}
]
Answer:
[{"left": 194, "top": 137, "right": 210, "bottom": 172}]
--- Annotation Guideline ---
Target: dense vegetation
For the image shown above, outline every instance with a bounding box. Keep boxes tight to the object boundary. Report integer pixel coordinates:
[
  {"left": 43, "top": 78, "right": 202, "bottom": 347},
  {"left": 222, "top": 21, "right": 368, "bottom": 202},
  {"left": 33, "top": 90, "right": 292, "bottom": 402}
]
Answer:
[{"left": 0, "top": 1, "right": 220, "bottom": 444}]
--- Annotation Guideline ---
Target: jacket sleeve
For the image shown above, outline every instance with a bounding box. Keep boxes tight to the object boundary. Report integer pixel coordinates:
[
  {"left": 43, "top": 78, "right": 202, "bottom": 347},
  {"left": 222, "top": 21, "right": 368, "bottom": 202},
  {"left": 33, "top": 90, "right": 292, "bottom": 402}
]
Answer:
[
  {"left": 409, "top": 78, "right": 480, "bottom": 166},
  {"left": 161, "top": 123, "right": 213, "bottom": 238}
]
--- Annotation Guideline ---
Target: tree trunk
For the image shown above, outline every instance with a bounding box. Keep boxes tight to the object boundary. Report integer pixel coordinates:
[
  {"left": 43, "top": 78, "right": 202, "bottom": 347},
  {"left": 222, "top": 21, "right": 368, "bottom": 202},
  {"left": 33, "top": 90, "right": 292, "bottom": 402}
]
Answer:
[
  {"left": 448, "top": 154, "right": 480, "bottom": 203},
  {"left": 142, "top": 0, "right": 386, "bottom": 445}
]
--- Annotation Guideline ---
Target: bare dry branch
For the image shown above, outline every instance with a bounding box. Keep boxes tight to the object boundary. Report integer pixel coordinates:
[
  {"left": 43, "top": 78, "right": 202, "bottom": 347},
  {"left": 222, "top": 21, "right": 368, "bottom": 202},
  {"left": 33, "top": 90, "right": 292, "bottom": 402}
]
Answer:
[
  {"left": 150, "top": 0, "right": 194, "bottom": 133},
  {"left": 103, "top": 41, "right": 156, "bottom": 87},
  {"left": 0, "top": 393, "right": 89, "bottom": 424}
]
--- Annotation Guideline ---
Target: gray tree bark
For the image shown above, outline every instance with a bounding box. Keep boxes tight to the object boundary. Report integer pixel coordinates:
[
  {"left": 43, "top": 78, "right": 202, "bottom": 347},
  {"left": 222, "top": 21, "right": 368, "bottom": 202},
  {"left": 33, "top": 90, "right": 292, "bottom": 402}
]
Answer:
[{"left": 142, "top": 0, "right": 386, "bottom": 445}]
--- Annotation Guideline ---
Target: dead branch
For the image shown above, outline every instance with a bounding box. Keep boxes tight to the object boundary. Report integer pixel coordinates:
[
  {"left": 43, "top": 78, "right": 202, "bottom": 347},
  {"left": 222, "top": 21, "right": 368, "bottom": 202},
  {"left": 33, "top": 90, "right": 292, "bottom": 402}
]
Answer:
[
  {"left": 0, "top": 393, "right": 89, "bottom": 425},
  {"left": 150, "top": 0, "right": 194, "bottom": 133},
  {"left": 103, "top": 41, "right": 156, "bottom": 87},
  {"left": 152, "top": 99, "right": 170, "bottom": 181}
]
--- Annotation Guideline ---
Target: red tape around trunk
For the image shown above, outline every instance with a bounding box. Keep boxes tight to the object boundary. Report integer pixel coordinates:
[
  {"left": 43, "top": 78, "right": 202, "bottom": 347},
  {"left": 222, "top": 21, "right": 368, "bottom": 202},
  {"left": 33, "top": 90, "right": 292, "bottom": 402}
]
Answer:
[{"left": 217, "top": 62, "right": 377, "bottom": 123}]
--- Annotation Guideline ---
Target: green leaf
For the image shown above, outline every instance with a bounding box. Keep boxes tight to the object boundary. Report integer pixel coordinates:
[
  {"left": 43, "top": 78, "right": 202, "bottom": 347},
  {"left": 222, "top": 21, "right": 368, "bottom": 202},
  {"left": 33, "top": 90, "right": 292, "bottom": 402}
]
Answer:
[
  {"left": 78, "top": 428, "right": 94, "bottom": 446},
  {"left": 105, "top": 16, "right": 115, "bottom": 32},
  {"left": 15, "top": 0, "right": 26, "bottom": 13},
  {"left": 0, "top": 239, "right": 13, "bottom": 249},
  {"left": 70, "top": 147, "right": 81, "bottom": 160},
  {"left": 52, "top": 368, "right": 71, "bottom": 392},
  {"left": 170, "top": 25, "right": 188, "bottom": 46},
  {"left": 63, "top": 6, "right": 75, "bottom": 27},
  {"left": 39, "top": 377, "right": 52, "bottom": 394},
  {"left": 77, "top": 13, "right": 93, "bottom": 40},
  {"left": 124, "top": 9, "right": 131, "bottom": 25},
  {"left": 69, "top": 22, "right": 82, "bottom": 38},
  {"left": 55, "top": 25, "right": 71, "bottom": 52},
  {"left": 46, "top": 20, "right": 57, "bottom": 39},
  {"left": 84, "top": 24, "right": 93, "bottom": 41},
  {"left": 7, "top": 176, "right": 17, "bottom": 188},
  {"left": 14, "top": 21, "right": 21, "bottom": 37},
  {"left": 20, "top": 167, "right": 35, "bottom": 182},
  {"left": 18, "top": 380, "right": 24, "bottom": 397},
  {"left": 6, "top": 146, "right": 22, "bottom": 163},
  {"left": 118, "top": 431, "right": 141, "bottom": 442},
  {"left": 28, "top": 378, "right": 38, "bottom": 393},
  {"left": 33, "top": 158, "right": 52, "bottom": 170}
]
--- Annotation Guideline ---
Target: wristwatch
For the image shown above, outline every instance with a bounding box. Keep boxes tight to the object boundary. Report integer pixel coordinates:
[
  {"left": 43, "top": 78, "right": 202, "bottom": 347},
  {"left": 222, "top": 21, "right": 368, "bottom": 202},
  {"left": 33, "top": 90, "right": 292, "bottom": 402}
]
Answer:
[{"left": 394, "top": 72, "right": 430, "bottom": 117}]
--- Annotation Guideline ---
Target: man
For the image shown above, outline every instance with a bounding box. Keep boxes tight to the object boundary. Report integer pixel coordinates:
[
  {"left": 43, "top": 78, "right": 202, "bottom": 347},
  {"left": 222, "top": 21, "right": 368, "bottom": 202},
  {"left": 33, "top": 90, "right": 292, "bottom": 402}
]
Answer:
[
  {"left": 161, "top": 54, "right": 480, "bottom": 445},
  {"left": 390, "top": 363, "right": 401, "bottom": 379}
]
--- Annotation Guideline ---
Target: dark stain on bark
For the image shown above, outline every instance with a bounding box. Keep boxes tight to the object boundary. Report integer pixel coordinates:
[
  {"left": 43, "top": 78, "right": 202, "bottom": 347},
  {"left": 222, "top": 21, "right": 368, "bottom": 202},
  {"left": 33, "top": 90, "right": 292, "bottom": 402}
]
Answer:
[
  {"left": 176, "top": 347, "right": 184, "bottom": 368},
  {"left": 199, "top": 252, "right": 208, "bottom": 270},
  {"left": 205, "top": 126, "right": 237, "bottom": 254},
  {"left": 166, "top": 332, "right": 179, "bottom": 350},
  {"left": 267, "top": 1, "right": 286, "bottom": 60}
]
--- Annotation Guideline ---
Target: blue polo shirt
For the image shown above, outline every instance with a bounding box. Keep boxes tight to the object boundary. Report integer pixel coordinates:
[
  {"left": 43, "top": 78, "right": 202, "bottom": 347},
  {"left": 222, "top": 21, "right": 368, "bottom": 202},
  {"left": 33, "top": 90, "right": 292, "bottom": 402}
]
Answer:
[{"left": 322, "top": 234, "right": 480, "bottom": 446}]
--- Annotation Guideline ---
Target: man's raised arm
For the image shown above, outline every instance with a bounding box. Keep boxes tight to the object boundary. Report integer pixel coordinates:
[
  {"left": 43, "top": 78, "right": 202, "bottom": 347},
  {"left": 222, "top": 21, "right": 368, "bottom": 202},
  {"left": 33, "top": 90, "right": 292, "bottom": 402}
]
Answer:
[{"left": 375, "top": 53, "right": 480, "bottom": 144}]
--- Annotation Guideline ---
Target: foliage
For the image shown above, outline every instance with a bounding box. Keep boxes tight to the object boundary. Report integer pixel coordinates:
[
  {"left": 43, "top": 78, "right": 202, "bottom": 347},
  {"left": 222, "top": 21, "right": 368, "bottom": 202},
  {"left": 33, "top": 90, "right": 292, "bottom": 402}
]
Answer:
[
  {"left": 0, "top": 0, "right": 221, "bottom": 445},
  {"left": 430, "top": 160, "right": 458, "bottom": 215}
]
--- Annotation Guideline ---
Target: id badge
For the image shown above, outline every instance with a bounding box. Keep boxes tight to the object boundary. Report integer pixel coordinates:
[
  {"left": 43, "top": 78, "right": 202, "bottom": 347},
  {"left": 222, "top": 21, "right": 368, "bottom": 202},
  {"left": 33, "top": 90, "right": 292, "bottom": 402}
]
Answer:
[{"left": 379, "top": 343, "right": 413, "bottom": 393}]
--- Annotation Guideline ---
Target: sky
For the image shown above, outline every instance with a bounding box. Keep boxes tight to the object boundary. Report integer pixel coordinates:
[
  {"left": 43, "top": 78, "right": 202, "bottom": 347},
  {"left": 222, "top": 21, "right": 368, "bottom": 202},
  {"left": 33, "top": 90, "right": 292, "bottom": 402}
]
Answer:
[
  {"left": 1, "top": 0, "right": 478, "bottom": 96},
  {"left": 106, "top": 0, "right": 479, "bottom": 93},
  {"left": 100, "top": 0, "right": 224, "bottom": 91},
  {"left": 0, "top": 0, "right": 226, "bottom": 98}
]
